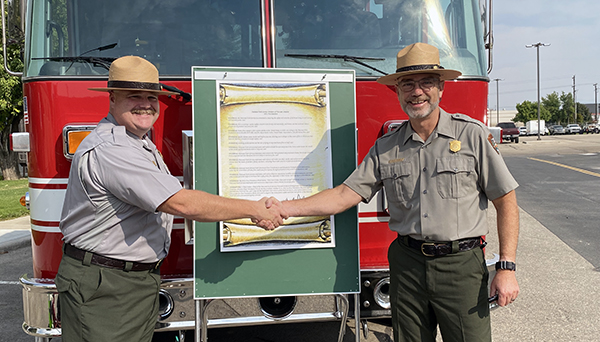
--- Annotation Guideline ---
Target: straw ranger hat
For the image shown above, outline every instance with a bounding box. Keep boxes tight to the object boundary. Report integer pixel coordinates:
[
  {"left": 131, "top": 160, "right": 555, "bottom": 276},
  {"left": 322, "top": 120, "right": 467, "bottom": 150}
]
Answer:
[
  {"left": 377, "top": 43, "right": 462, "bottom": 85},
  {"left": 89, "top": 56, "right": 177, "bottom": 96}
]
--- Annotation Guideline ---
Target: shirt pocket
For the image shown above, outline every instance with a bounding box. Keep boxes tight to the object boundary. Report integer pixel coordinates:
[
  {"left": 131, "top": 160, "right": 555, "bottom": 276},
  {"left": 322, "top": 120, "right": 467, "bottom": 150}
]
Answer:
[
  {"left": 436, "top": 157, "right": 477, "bottom": 199},
  {"left": 380, "top": 162, "right": 415, "bottom": 203}
]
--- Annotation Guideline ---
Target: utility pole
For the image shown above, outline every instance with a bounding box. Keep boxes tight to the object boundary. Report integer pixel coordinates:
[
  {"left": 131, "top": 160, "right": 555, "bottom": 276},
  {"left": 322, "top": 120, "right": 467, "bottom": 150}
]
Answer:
[
  {"left": 493, "top": 78, "right": 502, "bottom": 125},
  {"left": 595, "top": 83, "right": 598, "bottom": 123},
  {"left": 526, "top": 42, "right": 550, "bottom": 140},
  {"left": 572, "top": 75, "right": 577, "bottom": 123}
]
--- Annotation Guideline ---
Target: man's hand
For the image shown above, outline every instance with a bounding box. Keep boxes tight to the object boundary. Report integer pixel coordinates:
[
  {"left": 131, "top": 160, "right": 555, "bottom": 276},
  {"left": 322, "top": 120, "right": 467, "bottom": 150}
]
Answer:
[
  {"left": 489, "top": 269, "right": 519, "bottom": 307},
  {"left": 255, "top": 186, "right": 363, "bottom": 229},
  {"left": 252, "top": 197, "right": 288, "bottom": 230},
  {"left": 490, "top": 190, "right": 520, "bottom": 307}
]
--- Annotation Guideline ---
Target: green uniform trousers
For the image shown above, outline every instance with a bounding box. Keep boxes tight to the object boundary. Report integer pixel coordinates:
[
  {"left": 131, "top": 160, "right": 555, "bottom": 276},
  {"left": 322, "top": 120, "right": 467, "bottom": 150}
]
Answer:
[
  {"left": 55, "top": 253, "right": 161, "bottom": 342},
  {"left": 388, "top": 237, "right": 491, "bottom": 342}
]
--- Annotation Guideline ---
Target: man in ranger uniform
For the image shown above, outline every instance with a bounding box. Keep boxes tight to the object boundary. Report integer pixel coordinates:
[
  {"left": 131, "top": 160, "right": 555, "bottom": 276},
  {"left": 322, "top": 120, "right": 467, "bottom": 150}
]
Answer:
[
  {"left": 56, "top": 56, "right": 287, "bottom": 342},
  {"left": 265, "top": 43, "right": 520, "bottom": 341}
]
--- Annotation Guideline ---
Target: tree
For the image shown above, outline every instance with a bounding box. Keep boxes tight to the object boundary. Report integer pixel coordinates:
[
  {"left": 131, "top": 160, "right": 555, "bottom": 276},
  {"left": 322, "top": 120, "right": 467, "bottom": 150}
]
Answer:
[
  {"left": 559, "top": 92, "right": 575, "bottom": 124},
  {"left": 542, "top": 92, "right": 561, "bottom": 124},
  {"left": 514, "top": 101, "right": 536, "bottom": 123},
  {"left": 0, "top": 1, "right": 25, "bottom": 180},
  {"left": 516, "top": 91, "right": 590, "bottom": 126},
  {"left": 515, "top": 100, "right": 550, "bottom": 123},
  {"left": 576, "top": 103, "right": 590, "bottom": 124}
]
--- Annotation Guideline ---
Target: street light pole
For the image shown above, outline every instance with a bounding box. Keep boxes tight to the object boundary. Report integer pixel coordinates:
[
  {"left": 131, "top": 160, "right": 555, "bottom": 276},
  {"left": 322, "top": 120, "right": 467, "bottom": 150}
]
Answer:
[
  {"left": 493, "top": 78, "right": 502, "bottom": 125},
  {"left": 573, "top": 75, "right": 577, "bottom": 123},
  {"left": 594, "top": 83, "right": 598, "bottom": 124},
  {"left": 526, "top": 42, "right": 550, "bottom": 140}
]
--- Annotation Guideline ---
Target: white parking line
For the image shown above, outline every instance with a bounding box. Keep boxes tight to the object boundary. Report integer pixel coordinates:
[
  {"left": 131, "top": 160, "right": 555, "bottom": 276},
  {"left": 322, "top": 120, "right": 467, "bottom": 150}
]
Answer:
[{"left": 0, "top": 281, "right": 20, "bottom": 285}]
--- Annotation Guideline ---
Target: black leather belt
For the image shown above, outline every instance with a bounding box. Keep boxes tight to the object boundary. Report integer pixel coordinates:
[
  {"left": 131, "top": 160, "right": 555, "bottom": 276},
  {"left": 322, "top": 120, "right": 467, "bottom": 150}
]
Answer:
[
  {"left": 63, "top": 243, "right": 162, "bottom": 271},
  {"left": 399, "top": 235, "right": 485, "bottom": 257}
]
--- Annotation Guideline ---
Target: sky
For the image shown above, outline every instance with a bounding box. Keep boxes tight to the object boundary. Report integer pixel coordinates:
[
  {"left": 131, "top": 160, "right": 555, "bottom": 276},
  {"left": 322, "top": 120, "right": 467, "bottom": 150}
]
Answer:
[{"left": 488, "top": 1, "right": 600, "bottom": 111}]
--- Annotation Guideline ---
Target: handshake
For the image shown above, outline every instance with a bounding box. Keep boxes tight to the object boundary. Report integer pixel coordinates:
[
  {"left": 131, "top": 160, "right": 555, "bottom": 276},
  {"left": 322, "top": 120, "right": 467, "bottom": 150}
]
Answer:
[
  {"left": 249, "top": 185, "right": 359, "bottom": 230},
  {"left": 247, "top": 185, "right": 357, "bottom": 230},
  {"left": 251, "top": 197, "right": 293, "bottom": 230}
]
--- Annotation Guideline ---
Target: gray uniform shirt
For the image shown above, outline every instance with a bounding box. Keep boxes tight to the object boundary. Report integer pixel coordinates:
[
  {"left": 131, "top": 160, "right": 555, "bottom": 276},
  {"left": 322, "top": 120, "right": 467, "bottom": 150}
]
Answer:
[
  {"left": 60, "top": 114, "right": 183, "bottom": 262},
  {"left": 344, "top": 110, "right": 518, "bottom": 241}
]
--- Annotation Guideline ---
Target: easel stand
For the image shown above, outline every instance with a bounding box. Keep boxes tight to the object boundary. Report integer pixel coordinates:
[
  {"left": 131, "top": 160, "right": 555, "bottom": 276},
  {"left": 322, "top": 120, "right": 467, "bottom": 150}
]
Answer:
[{"left": 194, "top": 294, "right": 361, "bottom": 342}]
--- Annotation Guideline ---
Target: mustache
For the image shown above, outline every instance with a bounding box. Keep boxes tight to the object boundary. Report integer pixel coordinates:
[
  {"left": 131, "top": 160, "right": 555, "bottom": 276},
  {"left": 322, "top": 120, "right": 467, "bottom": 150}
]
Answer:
[{"left": 131, "top": 108, "right": 157, "bottom": 115}]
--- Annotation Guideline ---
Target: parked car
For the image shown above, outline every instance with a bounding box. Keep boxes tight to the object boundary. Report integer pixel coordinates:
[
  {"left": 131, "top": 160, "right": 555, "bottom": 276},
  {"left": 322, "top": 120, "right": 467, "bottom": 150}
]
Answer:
[
  {"left": 582, "top": 123, "right": 599, "bottom": 134},
  {"left": 549, "top": 125, "right": 565, "bottom": 135},
  {"left": 497, "top": 122, "right": 520, "bottom": 143},
  {"left": 519, "top": 126, "right": 527, "bottom": 135},
  {"left": 565, "top": 124, "right": 581, "bottom": 134}
]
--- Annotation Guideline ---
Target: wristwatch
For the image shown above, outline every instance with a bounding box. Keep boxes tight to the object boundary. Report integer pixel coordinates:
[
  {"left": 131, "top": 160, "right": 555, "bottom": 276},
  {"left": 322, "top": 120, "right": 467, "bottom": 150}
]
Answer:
[{"left": 495, "top": 261, "right": 516, "bottom": 271}]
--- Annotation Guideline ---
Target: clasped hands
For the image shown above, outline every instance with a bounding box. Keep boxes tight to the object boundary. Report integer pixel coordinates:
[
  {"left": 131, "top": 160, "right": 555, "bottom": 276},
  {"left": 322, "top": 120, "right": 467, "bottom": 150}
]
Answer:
[{"left": 253, "top": 197, "right": 288, "bottom": 230}]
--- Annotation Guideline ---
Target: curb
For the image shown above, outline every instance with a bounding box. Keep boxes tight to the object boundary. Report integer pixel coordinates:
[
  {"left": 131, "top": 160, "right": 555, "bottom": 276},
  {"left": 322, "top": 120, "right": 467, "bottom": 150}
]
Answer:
[
  {"left": 0, "top": 216, "right": 33, "bottom": 253},
  {"left": 0, "top": 231, "right": 31, "bottom": 253}
]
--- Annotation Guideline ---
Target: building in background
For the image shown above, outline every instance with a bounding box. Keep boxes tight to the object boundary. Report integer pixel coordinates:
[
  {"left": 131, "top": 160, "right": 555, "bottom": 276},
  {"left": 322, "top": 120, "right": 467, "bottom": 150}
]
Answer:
[{"left": 487, "top": 109, "right": 520, "bottom": 127}]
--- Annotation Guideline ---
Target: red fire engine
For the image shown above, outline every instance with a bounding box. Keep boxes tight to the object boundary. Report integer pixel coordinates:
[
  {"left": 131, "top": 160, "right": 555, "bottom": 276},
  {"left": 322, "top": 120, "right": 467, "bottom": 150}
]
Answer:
[{"left": 5, "top": 0, "right": 494, "bottom": 340}]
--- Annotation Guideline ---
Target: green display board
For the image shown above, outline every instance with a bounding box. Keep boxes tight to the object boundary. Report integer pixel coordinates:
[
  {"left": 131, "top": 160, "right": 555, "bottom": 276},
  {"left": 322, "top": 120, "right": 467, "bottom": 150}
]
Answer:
[{"left": 192, "top": 67, "right": 358, "bottom": 299}]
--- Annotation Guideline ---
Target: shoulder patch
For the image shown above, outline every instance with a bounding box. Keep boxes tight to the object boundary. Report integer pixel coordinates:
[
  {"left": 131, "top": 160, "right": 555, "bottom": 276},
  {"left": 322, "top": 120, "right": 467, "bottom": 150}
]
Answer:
[{"left": 487, "top": 133, "right": 500, "bottom": 154}]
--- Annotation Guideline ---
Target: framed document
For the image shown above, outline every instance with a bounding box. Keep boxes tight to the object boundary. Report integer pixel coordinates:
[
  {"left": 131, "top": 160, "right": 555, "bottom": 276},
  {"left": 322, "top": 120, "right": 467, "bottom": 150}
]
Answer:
[
  {"left": 217, "top": 82, "right": 334, "bottom": 252},
  {"left": 192, "top": 67, "right": 358, "bottom": 299}
]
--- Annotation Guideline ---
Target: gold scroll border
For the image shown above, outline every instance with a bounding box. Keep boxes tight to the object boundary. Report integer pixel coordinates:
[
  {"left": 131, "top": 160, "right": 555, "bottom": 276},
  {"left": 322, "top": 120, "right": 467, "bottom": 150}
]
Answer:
[
  {"left": 223, "top": 220, "right": 331, "bottom": 247},
  {"left": 220, "top": 84, "right": 327, "bottom": 107}
]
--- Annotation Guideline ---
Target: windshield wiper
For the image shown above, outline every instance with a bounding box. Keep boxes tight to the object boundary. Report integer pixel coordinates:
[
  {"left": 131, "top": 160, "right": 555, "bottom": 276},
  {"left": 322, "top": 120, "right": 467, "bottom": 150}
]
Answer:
[
  {"left": 33, "top": 43, "right": 119, "bottom": 70},
  {"left": 284, "top": 54, "right": 387, "bottom": 76},
  {"left": 33, "top": 42, "right": 192, "bottom": 101},
  {"left": 81, "top": 43, "right": 118, "bottom": 56},
  {"left": 161, "top": 83, "right": 192, "bottom": 102},
  {"left": 32, "top": 56, "right": 116, "bottom": 70}
]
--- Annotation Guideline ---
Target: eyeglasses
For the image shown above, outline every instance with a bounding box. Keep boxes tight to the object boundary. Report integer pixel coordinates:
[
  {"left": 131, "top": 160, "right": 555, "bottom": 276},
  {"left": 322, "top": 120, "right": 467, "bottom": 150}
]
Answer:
[{"left": 397, "top": 78, "right": 440, "bottom": 92}]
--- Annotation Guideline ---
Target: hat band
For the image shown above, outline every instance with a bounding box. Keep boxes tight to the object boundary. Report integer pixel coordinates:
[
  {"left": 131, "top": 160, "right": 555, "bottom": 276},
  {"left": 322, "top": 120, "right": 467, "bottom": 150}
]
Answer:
[
  {"left": 395, "top": 64, "right": 445, "bottom": 73},
  {"left": 107, "top": 80, "right": 162, "bottom": 91}
]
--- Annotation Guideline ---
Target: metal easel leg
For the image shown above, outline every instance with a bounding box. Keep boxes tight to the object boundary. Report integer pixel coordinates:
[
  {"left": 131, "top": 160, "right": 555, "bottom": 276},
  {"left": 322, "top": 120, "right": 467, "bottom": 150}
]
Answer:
[
  {"left": 195, "top": 299, "right": 211, "bottom": 342},
  {"left": 195, "top": 299, "right": 203, "bottom": 342},
  {"left": 354, "top": 293, "right": 361, "bottom": 342},
  {"left": 335, "top": 294, "right": 350, "bottom": 342}
]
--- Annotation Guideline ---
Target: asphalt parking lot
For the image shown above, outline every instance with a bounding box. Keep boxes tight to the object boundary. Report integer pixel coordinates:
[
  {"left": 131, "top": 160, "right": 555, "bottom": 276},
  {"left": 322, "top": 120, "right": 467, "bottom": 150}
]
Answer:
[
  {"left": 498, "top": 132, "right": 600, "bottom": 156},
  {"left": 486, "top": 133, "right": 600, "bottom": 341}
]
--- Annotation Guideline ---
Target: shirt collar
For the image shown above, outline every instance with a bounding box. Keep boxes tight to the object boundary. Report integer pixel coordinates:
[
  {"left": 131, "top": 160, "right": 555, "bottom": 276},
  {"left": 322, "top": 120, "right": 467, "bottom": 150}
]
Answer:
[
  {"left": 436, "top": 109, "right": 455, "bottom": 139},
  {"left": 104, "top": 113, "right": 155, "bottom": 151},
  {"left": 105, "top": 113, "right": 118, "bottom": 126},
  {"left": 106, "top": 112, "right": 155, "bottom": 142},
  {"left": 399, "top": 108, "right": 455, "bottom": 145}
]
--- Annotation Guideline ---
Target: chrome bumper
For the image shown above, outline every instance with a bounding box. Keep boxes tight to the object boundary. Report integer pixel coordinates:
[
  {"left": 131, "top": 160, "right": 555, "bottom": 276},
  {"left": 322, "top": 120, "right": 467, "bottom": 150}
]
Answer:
[
  {"left": 20, "top": 276, "right": 60, "bottom": 338},
  {"left": 20, "top": 275, "right": 350, "bottom": 338},
  {"left": 155, "top": 278, "right": 348, "bottom": 332},
  {"left": 20, "top": 256, "right": 498, "bottom": 338}
]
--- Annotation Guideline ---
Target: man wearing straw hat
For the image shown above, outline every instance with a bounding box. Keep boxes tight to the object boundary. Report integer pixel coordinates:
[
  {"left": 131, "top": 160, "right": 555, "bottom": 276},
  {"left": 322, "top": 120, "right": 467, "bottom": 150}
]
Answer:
[
  {"left": 56, "top": 56, "right": 288, "bottom": 342},
  {"left": 265, "top": 43, "right": 520, "bottom": 341}
]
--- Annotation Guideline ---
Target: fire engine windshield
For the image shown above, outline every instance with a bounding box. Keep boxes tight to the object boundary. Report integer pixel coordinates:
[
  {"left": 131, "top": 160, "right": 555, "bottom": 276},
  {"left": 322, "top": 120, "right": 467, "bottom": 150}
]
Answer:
[
  {"left": 26, "top": 0, "right": 264, "bottom": 77},
  {"left": 25, "top": 0, "right": 487, "bottom": 79},
  {"left": 273, "top": 0, "right": 487, "bottom": 78}
]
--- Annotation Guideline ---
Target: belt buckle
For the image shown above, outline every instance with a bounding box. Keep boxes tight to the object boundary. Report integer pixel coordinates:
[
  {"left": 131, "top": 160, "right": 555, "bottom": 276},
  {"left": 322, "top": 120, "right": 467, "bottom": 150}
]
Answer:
[{"left": 420, "top": 242, "right": 436, "bottom": 257}]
